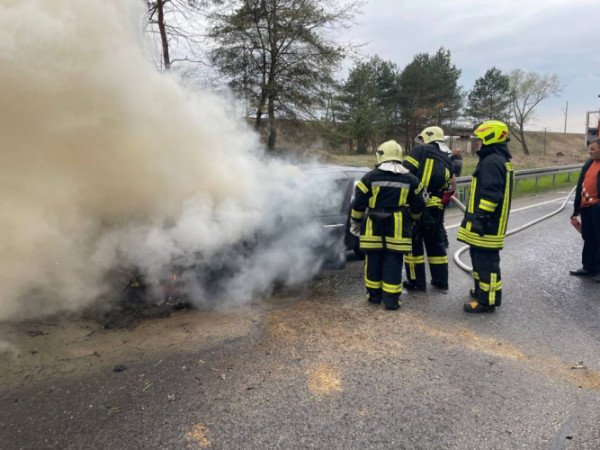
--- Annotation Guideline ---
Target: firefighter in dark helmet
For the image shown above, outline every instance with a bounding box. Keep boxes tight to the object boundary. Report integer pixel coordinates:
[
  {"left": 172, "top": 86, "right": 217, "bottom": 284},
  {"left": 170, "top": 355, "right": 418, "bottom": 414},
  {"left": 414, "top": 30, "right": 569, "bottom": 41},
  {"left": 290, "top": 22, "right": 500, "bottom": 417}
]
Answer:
[
  {"left": 458, "top": 120, "right": 514, "bottom": 313},
  {"left": 402, "top": 126, "right": 454, "bottom": 292},
  {"left": 349, "top": 140, "right": 425, "bottom": 310}
]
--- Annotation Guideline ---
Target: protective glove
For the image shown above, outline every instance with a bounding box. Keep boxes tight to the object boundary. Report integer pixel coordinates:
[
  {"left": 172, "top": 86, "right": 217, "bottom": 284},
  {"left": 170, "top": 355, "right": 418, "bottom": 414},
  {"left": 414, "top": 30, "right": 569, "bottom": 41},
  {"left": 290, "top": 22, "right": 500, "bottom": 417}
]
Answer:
[
  {"left": 470, "top": 220, "right": 485, "bottom": 237},
  {"left": 350, "top": 219, "right": 361, "bottom": 237},
  {"left": 470, "top": 213, "right": 490, "bottom": 237},
  {"left": 441, "top": 190, "right": 456, "bottom": 206}
]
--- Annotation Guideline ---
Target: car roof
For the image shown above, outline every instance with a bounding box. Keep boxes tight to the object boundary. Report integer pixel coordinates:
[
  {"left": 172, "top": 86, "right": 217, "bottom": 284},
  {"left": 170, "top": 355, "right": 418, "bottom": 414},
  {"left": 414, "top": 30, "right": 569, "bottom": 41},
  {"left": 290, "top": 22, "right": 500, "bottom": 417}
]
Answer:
[{"left": 298, "top": 164, "right": 371, "bottom": 177}]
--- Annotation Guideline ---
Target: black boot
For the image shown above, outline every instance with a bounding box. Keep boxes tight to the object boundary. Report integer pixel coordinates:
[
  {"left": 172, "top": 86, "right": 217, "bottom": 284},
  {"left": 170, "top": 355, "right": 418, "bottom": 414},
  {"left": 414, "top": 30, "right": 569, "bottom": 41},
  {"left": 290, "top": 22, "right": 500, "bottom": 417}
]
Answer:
[
  {"left": 367, "top": 292, "right": 381, "bottom": 305},
  {"left": 383, "top": 293, "right": 401, "bottom": 310},
  {"left": 403, "top": 280, "right": 426, "bottom": 292},
  {"left": 431, "top": 280, "right": 448, "bottom": 290},
  {"left": 463, "top": 300, "right": 495, "bottom": 313}
]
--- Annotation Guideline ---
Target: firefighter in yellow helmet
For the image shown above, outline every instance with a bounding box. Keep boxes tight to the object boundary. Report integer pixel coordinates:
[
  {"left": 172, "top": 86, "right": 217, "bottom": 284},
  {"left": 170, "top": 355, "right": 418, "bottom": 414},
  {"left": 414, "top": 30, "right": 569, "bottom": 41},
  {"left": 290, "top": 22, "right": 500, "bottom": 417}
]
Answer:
[
  {"left": 402, "top": 126, "right": 454, "bottom": 292},
  {"left": 349, "top": 140, "right": 425, "bottom": 310},
  {"left": 457, "top": 120, "right": 514, "bottom": 313}
]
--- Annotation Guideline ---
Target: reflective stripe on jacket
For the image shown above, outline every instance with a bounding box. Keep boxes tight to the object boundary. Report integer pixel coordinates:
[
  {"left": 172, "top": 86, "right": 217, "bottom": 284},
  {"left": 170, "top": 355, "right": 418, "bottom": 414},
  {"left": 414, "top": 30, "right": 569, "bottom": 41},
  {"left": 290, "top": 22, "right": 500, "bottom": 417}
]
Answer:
[
  {"left": 351, "top": 168, "right": 425, "bottom": 252},
  {"left": 457, "top": 143, "right": 514, "bottom": 250},
  {"left": 403, "top": 142, "right": 453, "bottom": 210}
]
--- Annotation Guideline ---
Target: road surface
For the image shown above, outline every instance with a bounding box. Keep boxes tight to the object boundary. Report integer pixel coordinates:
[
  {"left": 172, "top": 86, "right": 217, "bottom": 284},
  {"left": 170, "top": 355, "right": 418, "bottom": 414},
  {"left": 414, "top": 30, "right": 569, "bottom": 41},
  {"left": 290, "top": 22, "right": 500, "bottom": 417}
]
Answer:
[{"left": 1, "top": 188, "right": 599, "bottom": 449}]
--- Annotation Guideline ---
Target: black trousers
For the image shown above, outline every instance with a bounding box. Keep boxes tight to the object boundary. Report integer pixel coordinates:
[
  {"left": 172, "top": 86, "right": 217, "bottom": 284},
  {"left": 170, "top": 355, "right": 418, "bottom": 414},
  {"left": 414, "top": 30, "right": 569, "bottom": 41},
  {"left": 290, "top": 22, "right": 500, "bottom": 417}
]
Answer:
[
  {"left": 404, "top": 208, "right": 448, "bottom": 287},
  {"left": 470, "top": 247, "right": 502, "bottom": 307},
  {"left": 365, "top": 251, "right": 404, "bottom": 309},
  {"left": 581, "top": 204, "right": 600, "bottom": 274}
]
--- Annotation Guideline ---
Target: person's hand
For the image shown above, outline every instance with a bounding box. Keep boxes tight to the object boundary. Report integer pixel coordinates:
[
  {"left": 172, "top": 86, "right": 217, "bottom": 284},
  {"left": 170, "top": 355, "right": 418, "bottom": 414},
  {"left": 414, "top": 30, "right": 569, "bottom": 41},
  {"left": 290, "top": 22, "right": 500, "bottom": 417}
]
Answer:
[
  {"left": 350, "top": 220, "right": 361, "bottom": 237},
  {"left": 571, "top": 216, "right": 582, "bottom": 233}
]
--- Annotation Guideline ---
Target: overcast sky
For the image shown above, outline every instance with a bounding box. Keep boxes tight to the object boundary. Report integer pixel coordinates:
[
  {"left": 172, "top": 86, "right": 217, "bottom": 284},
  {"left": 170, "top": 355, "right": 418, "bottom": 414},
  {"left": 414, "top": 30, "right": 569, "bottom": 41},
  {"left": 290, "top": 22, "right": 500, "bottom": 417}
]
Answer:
[{"left": 341, "top": 0, "right": 599, "bottom": 133}]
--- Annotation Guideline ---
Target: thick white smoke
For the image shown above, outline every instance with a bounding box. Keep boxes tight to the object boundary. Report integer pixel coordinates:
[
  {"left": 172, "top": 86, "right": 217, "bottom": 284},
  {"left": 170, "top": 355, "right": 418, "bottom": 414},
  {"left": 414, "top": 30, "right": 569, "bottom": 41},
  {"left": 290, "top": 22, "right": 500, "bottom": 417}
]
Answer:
[{"left": 0, "top": 0, "right": 343, "bottom": 321}]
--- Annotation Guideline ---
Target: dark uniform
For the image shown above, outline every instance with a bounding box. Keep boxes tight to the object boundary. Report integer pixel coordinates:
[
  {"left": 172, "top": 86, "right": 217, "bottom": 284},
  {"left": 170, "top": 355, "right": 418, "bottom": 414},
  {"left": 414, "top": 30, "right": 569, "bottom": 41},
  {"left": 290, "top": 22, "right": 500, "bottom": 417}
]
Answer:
[
  {"left": 350, "top": 166, "right": 425, "bottom": 309},
  {"left": 402, "top": 143, "right": 454, "bottom": 290},
  {"left": 457, "top": 142, "right": 514, "bottom": 309},
  {"left": 571, "top": 155, "right": 600, "bottom": 276},
  {"left": 450, "top": 153, "right": 463, "bottom": 177}
]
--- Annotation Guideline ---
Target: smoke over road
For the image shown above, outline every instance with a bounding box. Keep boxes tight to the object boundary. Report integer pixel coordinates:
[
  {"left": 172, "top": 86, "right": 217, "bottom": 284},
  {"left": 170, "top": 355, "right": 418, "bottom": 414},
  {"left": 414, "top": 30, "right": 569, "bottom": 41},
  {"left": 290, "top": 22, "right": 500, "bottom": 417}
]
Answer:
[{"left": 0, "top": 0, "right": 342, "bottom": 321}]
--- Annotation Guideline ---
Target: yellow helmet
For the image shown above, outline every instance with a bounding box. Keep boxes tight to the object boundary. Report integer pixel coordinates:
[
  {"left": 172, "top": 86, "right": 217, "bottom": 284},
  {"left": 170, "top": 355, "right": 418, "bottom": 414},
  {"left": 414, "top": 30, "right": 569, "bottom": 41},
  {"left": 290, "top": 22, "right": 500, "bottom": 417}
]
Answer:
[
  {"left": 376, "top": 140, "right": 403, "bottom": 164},
  {"left": 473, "top": 120, "right": 508, "bottom": 145},
  {"left": 416, "top": 126, "right": 445, "bottom": 144}
]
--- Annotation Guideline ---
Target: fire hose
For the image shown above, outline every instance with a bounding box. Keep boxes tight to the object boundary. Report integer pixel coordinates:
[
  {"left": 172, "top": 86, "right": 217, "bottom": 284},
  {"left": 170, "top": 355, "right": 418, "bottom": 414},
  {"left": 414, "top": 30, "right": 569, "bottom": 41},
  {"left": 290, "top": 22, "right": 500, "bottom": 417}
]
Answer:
[{"left": 450, "top": 186, "right": 578, "bottom": 273}]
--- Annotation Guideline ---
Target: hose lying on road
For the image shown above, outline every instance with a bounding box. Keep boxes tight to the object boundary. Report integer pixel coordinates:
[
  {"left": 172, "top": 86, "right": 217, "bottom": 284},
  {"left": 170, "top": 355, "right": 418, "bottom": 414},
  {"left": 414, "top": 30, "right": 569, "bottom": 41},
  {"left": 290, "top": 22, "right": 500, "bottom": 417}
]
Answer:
[{"left": 451, "top": 186, "right": 578, "bottom": 273}]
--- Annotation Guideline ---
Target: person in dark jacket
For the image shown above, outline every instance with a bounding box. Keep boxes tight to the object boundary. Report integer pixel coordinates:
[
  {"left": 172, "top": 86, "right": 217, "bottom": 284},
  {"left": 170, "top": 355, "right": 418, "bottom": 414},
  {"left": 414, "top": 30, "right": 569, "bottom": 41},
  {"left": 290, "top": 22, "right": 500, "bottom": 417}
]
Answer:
[
  {"left": 450, "top": 147, "right": 463, "bottom": 177},
  {"left": 350, "top": 140, "right": 425, "bottom": 310},
  {"left": 569, "top": 137, "right": 600, "bottom": 282},
  {"left": 457, "top": 120, "right": 514, "bottom": 313},
  {"left": 402, "top": 126, "right": 454, "bottom": 292}
]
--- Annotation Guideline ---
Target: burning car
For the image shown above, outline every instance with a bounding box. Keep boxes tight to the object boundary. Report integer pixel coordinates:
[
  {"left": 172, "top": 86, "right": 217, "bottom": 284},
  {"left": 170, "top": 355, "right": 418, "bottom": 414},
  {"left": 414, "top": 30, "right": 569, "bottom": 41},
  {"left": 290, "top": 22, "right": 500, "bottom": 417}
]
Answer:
[{"left": 113, "top": 164, "right": 371, "bottom": 315}]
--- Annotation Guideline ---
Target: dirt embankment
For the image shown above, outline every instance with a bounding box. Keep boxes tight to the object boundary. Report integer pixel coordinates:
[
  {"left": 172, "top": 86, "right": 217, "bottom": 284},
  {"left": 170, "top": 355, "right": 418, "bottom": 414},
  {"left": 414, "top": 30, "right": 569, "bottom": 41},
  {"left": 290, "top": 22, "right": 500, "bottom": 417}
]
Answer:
[{"left": 260, "top": 121, "right": 588, "bottom": 168}]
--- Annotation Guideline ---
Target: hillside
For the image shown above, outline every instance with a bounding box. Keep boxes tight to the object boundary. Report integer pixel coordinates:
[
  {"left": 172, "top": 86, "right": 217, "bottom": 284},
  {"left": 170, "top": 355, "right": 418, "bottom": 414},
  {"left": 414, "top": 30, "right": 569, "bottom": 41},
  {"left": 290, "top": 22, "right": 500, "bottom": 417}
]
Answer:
[{"left": 263, "top": 121, "right": 588, "bottom": 170}]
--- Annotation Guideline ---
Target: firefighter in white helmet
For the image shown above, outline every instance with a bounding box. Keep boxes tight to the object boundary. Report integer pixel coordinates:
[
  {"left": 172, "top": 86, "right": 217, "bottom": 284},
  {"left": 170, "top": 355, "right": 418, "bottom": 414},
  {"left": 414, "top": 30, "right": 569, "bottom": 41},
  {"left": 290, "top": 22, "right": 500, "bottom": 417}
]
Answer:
[
  {"left": 457, "top": 120, "right": 514, "bottom": 312},
  {"left": 402, "top": 126, "right": 454, "bottom": 292},
  {"left": 349, "top": 140, "right": 425, "bottom": 310}
]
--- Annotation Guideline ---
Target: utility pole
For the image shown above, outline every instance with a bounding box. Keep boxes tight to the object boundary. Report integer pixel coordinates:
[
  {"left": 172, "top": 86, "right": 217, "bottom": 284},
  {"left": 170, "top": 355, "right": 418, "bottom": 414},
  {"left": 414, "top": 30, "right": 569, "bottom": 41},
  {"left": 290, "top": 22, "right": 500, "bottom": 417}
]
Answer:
[{"left": 562, "top": 101, "right": 568, "bottom": 134}]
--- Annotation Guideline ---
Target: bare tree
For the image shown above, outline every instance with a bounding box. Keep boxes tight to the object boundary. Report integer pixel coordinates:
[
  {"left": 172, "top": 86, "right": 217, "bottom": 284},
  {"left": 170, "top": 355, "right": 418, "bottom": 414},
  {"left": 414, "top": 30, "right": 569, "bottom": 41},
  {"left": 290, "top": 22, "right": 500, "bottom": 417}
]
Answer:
[
  {"left": 508, "top": 69, "right": 561, "bottom": 155},
  {"left": 146, "top": 0, "right": 210, "bottom": 71}
]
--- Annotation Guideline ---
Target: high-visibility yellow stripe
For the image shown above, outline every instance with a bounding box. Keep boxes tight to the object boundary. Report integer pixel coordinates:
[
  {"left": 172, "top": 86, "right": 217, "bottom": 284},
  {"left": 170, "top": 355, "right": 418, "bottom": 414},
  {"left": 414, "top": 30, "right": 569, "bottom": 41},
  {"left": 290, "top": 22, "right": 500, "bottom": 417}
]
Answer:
[
  {"left": 405, "top": 156, "right": 419, "bottom": 169},
  {"left": 457, "top": 229, "right": 504, "bottom": 249},
  {"left": 457, "top": 230, "right": 504, "bottom": 245},
  {"left": 406, "top": 253, "right": 417, "bottom": 279},
  {"left": 421, "top": 158, "right": 434, "bottom": 188},
  {"left": 369, "top": 186, "right": 380, "bottom": 208},
  {"left": 489, "top": 273, "right": 498, "bottom": 306},
  {"left": 351, "top": 209, "right": 364, "bottom": 219},
  {"left": 468, "top": 177, "right": 477, "bottom": 213},
  {"left": 499, "top": 168, "right": 513, "bottom": 235},
  {"left": 427, "top": 196, "right": 443, "bottom": 209},
  {"left": 385, "top": 237, "right": 412, "bottom": 245},
  {"left": 357, "top": 181, "right": 369, "bottom": 194},
  {"left": 366, "top": 217, "right": 374, "bottom": 237},
  {"left": 399, "top": 187, "right": 409, "bottom": 206},
  {"left": 479, "top": 198, "right": 497, "bottom": 212},
  {"left": 410, "top": 213, "right": 422, "bottom": 220},
  {"left": 415, "top": 182, "right": 424, "bottom": 195},
  {"left": 360, "top": 243, "right": 385, "bottom": 250},
  {"left": 365, "top": 278, "right": 383, "bottom": 289},
  {"left": 473, "top": 271, "right": 480, "bottom": 280},
  {"left": 386, "top": 243, "right": 412, "bottom": 252},
  {"left": 383, "top": 282, "right": 402, "bottom": 294},
  {"left": 405, "top": 255, "right": 425, "bottom": 264},
  {"left": 428, "top": 256, "right": 448, "bottom": 264}
]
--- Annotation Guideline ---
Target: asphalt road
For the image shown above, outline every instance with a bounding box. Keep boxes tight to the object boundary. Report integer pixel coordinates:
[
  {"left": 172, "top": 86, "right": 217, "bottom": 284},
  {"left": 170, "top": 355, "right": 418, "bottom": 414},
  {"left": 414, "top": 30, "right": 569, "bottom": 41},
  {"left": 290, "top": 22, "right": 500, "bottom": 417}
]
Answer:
[{"left": 1, "top": 189, "right": 599, "bottom": 450}]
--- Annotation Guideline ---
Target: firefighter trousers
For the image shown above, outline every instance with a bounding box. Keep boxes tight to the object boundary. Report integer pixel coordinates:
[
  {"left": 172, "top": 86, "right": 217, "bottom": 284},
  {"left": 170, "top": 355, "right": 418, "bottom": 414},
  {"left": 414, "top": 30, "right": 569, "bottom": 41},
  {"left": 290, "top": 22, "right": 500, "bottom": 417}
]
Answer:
[
  {"left": 470, "top": 247, "right": 502, "bottom": 307},
  {"left": 404, "top": 207, "right": 448, "bottom": 288},
  {"left": 364, "top": 250, "right": 404, "bottom": 309},
  {"left": 581, "top": 204, "right": 600, "bottom": 274}
]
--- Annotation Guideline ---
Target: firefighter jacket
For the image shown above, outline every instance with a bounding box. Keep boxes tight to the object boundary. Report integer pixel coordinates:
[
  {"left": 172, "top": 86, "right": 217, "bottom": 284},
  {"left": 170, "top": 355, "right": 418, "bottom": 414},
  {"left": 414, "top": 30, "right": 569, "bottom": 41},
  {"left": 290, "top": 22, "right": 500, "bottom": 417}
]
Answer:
[
  {"left": 350, "top": 163, "right": 425, "bottom": 253},
  {"left": 457, "top": 143, "right": 514, "bottom": 250},
  {"left": 403, "top": 142, "right": 454, "bottom": 210},
  {"left": 573, "top": 158, "right": 600, "bottom": 216}
]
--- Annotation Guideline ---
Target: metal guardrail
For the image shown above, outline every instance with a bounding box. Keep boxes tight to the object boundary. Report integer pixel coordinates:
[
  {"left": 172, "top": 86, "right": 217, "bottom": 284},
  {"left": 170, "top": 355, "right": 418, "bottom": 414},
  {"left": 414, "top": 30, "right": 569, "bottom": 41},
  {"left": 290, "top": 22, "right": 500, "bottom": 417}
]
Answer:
[{"left": 453, "top": 164, "right": 583, "bottom": 198}]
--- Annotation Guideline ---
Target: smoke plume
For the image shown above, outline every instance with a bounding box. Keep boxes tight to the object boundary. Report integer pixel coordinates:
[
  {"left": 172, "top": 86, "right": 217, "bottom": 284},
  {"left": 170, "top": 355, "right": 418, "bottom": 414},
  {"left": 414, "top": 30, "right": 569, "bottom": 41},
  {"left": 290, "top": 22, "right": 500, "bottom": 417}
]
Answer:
[{"left": 0, "top": 0, "right": 342, "bottom": 321}]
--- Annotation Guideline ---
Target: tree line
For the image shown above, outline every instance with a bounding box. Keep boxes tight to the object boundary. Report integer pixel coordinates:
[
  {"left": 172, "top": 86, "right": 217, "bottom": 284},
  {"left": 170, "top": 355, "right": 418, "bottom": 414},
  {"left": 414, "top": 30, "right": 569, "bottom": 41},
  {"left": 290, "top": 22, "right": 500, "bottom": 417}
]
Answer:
[{"left": 145, "top": 0, "right": 560, "bottom": 155}]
